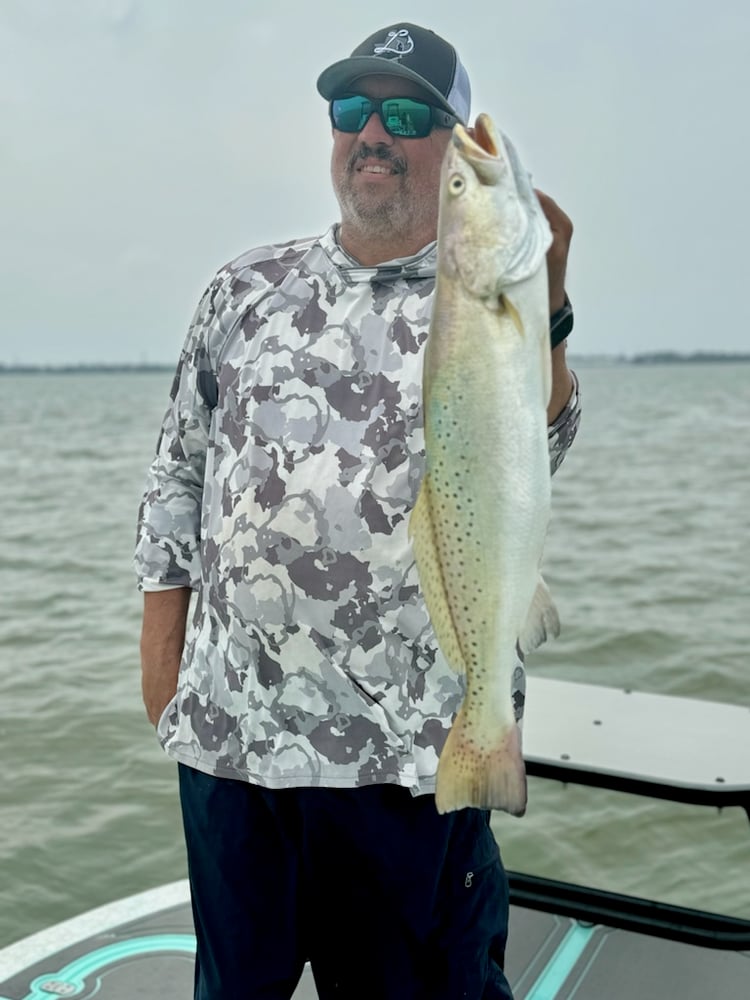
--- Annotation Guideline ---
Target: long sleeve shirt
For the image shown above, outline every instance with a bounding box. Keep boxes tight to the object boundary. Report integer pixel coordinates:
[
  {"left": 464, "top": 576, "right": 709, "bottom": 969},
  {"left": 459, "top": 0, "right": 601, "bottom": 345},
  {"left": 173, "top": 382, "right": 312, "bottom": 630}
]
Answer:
[{"left": 135, "top": 225, "right": 581, "bottom": 793}]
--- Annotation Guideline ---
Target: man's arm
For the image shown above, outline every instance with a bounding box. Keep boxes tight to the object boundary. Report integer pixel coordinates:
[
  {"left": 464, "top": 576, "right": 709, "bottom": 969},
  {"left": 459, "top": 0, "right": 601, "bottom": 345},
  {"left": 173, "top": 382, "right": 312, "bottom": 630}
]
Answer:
[
  {"left": 140, "top": 588, "right": 192, "bottom": 726},
  {"left": 135, "top": 279, "right": 223, "bottom": 725},
  {"left": 548, "top": 342, "right": 574, "bottom": 424},
  {"left": 536, "top": 189, "right": 575, "bottom": 423}
]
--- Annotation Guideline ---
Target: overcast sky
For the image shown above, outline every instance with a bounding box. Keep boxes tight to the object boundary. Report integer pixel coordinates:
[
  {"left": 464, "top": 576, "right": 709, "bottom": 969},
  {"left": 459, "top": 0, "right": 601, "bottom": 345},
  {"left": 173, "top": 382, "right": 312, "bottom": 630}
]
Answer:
[{"left": 1, "top": 0, "right": 748, "bottom": 364}]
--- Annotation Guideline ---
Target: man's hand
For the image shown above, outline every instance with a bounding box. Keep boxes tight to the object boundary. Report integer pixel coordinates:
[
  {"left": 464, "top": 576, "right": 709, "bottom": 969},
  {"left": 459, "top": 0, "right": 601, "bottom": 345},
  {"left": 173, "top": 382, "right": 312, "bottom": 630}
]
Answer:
[
  {"left": 140, "top": 588, "right": 191, "bottom": 727},
  {"left": 536, "top": 190, "right": 573, "bottom": 314}
]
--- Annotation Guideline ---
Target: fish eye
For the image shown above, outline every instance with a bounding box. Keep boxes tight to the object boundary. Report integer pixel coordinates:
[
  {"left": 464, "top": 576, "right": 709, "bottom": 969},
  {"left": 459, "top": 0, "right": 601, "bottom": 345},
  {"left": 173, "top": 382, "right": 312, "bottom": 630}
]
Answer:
[{"left": 449, "top": 174, "right": 465, "bottom": 195}]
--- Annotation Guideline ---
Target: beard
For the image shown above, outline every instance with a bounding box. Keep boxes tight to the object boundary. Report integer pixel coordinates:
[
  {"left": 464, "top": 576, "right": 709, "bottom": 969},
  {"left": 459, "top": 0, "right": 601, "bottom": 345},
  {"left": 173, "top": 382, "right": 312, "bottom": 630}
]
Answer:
[{"left": 333, "top": 143, "right": 435, "bottom": 245}]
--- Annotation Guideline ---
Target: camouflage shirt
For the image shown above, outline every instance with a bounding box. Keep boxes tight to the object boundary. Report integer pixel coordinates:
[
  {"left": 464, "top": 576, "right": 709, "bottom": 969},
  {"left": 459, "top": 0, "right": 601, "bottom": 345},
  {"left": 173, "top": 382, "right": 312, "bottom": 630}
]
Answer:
[{"left": 135, "top": 225, "right": 581, "bottom": 794}]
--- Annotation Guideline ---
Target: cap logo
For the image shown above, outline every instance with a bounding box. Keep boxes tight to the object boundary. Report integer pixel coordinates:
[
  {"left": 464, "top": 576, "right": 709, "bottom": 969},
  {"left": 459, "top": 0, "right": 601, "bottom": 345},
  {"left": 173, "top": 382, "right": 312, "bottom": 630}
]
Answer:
[{"left": 373, "top": 28, "right": 414, "bottom": 59}]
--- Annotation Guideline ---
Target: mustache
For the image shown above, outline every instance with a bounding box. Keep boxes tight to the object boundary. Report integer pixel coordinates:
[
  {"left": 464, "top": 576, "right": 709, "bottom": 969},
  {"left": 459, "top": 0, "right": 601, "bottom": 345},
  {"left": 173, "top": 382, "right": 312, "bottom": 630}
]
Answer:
[{"left": 348, "top": 143, "right": 407, "bottom": 175}]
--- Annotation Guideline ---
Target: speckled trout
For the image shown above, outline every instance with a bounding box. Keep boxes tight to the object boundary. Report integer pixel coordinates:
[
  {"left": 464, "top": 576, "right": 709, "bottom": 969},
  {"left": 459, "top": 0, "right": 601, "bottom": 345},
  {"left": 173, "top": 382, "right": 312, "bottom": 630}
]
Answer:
[{"left": 410, "top": 114, "right": 559, "bottom": 815}]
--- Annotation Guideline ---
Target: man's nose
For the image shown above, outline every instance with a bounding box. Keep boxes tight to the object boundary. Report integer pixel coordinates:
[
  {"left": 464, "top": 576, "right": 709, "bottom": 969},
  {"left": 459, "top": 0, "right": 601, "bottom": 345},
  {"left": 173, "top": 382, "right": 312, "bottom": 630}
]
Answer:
[{"left": 357, "top": 110, "right": 393, "bottom": 145}]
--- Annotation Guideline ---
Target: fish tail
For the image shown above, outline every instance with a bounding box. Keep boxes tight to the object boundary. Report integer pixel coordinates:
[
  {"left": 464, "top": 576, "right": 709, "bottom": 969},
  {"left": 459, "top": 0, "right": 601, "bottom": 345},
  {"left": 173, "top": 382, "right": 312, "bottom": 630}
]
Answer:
[{"left": 435, "top": 709, "right": 527, "bottom": 816}]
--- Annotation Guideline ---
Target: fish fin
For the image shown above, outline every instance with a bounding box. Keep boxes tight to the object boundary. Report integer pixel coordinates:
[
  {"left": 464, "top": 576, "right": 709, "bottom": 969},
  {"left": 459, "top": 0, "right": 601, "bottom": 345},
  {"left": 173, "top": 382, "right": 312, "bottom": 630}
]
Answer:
[
  {"left": 409, "top": 476, "right": 467, "bottom": 674},
  {"left": 519, "top": 576, "right": 561, "bottom": 655},
  {"left": 499, "top": 294, "right": 524, "bottom": 335},
  {"left": 435, "top": 711, "right": 527, "bottom": 816}
]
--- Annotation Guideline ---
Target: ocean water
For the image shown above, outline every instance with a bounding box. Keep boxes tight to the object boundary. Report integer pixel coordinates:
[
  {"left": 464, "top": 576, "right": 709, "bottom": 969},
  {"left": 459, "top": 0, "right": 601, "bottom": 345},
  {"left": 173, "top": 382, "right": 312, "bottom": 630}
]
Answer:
[{"left": 0, "top": 364, "right": 748, "bottom": 948}]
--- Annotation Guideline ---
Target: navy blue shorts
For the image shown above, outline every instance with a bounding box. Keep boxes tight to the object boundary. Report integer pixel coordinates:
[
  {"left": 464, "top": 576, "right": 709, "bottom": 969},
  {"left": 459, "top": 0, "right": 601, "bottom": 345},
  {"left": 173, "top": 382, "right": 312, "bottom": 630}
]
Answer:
[{"left": 178, "top": 764, "right": 513, "bottom": 1000}]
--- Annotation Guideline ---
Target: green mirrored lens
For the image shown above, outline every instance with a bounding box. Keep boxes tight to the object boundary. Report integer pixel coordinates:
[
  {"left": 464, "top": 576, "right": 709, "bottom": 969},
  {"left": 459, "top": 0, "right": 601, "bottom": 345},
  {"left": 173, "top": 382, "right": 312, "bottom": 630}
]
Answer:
[
  {"left": 330, "top": 96, "right": 434, "bottom": 137},
  {"left": 331, "top": 97, "right": 372, "bottom": 132},
  {"left": 381, "top": 99, "right": 432, "bottom": 137}
]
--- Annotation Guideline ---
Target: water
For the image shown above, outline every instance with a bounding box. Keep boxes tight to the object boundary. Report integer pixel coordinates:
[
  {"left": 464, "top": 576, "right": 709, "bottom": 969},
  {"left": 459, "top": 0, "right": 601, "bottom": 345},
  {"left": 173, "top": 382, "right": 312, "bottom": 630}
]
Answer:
[{"left": 0, "top": 364, "right": 748, "bottom": 948}]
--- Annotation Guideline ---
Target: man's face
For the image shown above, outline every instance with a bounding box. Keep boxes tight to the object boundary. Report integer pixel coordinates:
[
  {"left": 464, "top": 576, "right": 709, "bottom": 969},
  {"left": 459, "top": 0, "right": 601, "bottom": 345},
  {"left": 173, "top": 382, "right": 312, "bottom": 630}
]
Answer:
[{"left": 330, "top": 74, "right": 453, "bottom": 252}]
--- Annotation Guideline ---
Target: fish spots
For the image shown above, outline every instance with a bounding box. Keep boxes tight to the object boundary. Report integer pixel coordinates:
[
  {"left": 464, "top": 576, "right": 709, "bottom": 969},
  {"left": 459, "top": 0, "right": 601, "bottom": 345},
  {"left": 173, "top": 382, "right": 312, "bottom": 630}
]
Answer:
[{"left": 426, "top": 461, "right": 486, "bottom": 668}]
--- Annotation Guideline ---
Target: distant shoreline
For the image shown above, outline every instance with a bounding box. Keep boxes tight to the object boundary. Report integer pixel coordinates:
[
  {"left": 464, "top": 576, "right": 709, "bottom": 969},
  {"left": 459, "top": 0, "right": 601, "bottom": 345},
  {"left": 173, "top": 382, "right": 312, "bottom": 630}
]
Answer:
[
  {"left": 1, "top": 352, "right": 749, "bottom": 373},
  {"left": 574, "top": 352, "right": 750, "bottom": 366},
  {"left": 0, "top": 363, "right": 175, "bottom": 374}
]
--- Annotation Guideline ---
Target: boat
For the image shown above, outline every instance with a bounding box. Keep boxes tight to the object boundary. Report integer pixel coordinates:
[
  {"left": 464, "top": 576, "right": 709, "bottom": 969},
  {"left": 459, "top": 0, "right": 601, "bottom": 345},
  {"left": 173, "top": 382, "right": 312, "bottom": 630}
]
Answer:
[{"left": 1, "top": 678, "right": 748, "bottom": 999}]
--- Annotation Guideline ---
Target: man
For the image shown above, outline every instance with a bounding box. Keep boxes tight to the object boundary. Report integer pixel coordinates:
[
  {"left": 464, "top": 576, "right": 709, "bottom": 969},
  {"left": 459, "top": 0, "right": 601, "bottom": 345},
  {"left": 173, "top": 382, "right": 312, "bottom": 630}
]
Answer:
[{"left": 136, "top": 22, "right": 580, "bottom": 1000}]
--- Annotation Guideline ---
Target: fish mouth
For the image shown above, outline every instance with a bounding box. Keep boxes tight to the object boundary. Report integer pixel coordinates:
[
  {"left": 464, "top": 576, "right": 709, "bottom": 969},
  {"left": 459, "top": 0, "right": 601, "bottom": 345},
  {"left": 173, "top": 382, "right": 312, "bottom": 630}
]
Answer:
[
  {"left": 474, "top": 113, "right": 500, "bottom": 157},
  {"left": 451, "top": 113, "right": 502, "bottom": 185},
  {"left": 453, "top": 113, "right": 498, "bottom": 159}
]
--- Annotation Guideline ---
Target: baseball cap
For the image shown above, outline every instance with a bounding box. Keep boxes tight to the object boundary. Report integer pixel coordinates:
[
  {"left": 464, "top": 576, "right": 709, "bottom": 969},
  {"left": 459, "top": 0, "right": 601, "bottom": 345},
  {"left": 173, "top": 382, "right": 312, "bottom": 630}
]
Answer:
[{"left": 316, "top": 22, "right": 471, "bottom": 124}]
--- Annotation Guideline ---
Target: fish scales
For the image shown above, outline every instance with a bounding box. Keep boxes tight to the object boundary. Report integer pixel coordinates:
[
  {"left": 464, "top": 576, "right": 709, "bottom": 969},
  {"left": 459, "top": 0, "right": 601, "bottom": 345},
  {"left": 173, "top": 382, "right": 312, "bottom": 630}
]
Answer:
[{"left": 410, "top": 113, "right": 559, "bottom": 815}]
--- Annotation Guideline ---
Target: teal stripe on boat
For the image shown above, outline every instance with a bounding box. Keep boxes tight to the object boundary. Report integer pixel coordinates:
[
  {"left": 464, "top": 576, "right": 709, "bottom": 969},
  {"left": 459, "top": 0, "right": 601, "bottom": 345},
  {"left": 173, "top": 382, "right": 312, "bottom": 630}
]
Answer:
[
  {"left": 524, "top": 923, "right": 595, "bottom": 1000},
  {"left": 22, "top": 935, "right": 196, "bottom": 1000}
]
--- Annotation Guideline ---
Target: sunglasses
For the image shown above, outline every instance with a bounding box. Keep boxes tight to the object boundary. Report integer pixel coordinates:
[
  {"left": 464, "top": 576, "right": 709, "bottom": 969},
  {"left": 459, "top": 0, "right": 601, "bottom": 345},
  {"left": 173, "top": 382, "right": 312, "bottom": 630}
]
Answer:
[{"left": 329, "top": 94, "right": 458, "bottom": 139}]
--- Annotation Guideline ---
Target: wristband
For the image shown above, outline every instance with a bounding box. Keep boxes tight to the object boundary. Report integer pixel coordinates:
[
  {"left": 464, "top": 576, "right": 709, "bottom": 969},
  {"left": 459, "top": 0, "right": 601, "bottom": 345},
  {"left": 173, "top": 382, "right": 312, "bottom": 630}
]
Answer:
[{"left": 550, "top": 296, "right": 574, "bottom": 349}]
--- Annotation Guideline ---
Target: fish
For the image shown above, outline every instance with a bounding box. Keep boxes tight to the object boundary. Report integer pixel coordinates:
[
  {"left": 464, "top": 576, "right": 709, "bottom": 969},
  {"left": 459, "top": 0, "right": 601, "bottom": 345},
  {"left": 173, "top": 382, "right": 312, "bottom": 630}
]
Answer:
[{"left": 410, "top": 113, "right": 559, "bottom": 816}]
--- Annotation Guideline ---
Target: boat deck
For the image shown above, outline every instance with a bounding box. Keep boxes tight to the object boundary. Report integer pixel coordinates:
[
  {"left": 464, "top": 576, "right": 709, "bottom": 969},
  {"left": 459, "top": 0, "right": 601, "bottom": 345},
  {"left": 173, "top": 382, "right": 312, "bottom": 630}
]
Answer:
[{"left": 0, "top": 881, "right": 748, "bottom": 1000}]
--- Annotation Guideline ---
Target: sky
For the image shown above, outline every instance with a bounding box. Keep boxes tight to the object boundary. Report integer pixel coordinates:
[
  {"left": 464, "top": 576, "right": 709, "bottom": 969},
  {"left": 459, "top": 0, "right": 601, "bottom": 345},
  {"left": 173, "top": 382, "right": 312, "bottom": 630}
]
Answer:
[{"left": 1, "top": 0, "right": 748, "bottom": 364}]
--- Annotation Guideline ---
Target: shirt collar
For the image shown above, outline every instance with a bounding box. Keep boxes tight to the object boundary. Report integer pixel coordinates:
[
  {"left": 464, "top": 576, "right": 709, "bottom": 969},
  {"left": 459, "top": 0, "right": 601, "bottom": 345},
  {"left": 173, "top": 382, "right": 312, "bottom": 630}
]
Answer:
[{"left": 319, "top": 225, "right": 437, "bottom": 283}]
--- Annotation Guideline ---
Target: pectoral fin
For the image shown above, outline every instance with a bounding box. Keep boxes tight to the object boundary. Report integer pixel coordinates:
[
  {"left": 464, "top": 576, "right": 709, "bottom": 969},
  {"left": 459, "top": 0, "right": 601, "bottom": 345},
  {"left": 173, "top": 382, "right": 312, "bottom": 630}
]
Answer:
[
  {"left": 500, "top": 293, "right": 524, "bottom": 334},
  {"left": 409, "top": 475, "right": 466, "bottom": 673},
  {"left": 519, "top": 575, "right": 560, "bottom": 654}
]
